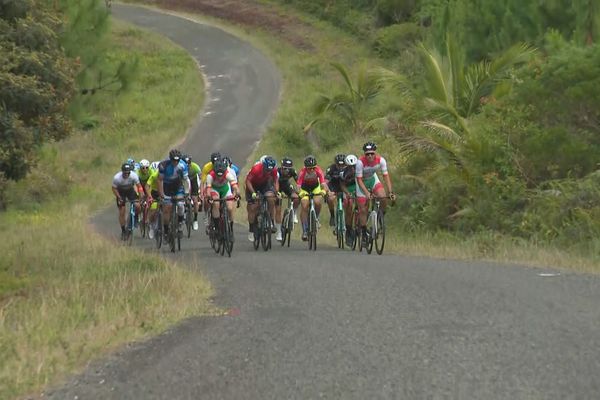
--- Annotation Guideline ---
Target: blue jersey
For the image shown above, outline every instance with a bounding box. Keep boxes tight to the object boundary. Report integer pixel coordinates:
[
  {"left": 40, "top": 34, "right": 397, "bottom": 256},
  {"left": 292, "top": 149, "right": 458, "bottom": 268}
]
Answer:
[
  {"left": 159, "top": 159, "right": 188, "bottom": 195},
  {"left": 231, "top": 164, "right": 240, "bottom": 178}
]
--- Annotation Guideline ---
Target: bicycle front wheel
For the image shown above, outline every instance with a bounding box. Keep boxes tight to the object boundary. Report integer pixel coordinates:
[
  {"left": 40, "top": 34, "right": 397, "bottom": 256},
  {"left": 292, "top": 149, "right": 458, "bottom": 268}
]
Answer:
[
  {"left": 261, "top": 211, "right": 271, "bottom": 251},
  {"left": 336, "top": 209, "right": 345, "bottom": 249},
  {"left": 309, "top": 209, "right": 317, "bottom": 251},
  {"left": 374, "top": 210, "right": 385, "bottom": 255},
  {"left": 186, "top": 204, "right": 193, "bottom": 238},
  {"left": 281, "top": 210, "right": 289, "bottom": 247},
  {"left": 155, "top": 211, "right": 163, "bottom": 249},
  {"left": 224, "top": 213, "right": 233, "bottom": 257}
]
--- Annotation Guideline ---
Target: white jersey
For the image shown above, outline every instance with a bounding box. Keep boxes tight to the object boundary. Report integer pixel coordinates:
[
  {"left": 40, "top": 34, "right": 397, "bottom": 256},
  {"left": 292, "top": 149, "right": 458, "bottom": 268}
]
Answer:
[
  {"left": 112, "top": 171, "right": 140, "bottom": 190},
  {"left": 355, "top": 154, "right": 388, "bottom": 180}
]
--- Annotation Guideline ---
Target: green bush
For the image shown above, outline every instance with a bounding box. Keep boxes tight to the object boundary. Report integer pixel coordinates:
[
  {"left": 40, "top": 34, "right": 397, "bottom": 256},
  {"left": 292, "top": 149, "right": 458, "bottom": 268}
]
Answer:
[
  {"left": 376, "top": 0, "right": 420, "bottom": 25},
  {"left": 373, "top": 22, "right": 422, "bottom": 57}
]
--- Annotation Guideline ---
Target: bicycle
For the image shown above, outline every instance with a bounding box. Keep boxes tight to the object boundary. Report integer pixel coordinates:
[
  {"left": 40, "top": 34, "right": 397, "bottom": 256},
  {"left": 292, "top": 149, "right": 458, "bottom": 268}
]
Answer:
[
  {"left": 210, "top": 197, "right": 239, "bottom": 257},
  {"left": 301, "top": 192, "right": 323, "bottom": 251},
  {"left": 165, "top": 196, "right": 184, "bottom": 253},
  {"left": 333, "top": 191, "right": 345, "bottom": 249},
  {"left": 346, "top": 196, "right": 360, "bottom": 251},
  {"left": 362, "top": 195, "right": 394, "bottom": 255},
  {"left": 253, "top": 193, "right": 276, "bottom": 251},
  {"left": 139, "top": 198, "right": 151, "bottom": 239},
  {"left": 122, "top": 199, "right": 137, "bottom": 246},
  {"left": 280, "top": 194, "right": 296, "bottom": 247}
]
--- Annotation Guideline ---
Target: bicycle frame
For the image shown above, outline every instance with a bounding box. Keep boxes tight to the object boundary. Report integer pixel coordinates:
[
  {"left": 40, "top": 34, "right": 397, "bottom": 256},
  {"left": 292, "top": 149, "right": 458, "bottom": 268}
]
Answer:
[{"left": 280, "top": 195, "right": 295, "bottom": 247}]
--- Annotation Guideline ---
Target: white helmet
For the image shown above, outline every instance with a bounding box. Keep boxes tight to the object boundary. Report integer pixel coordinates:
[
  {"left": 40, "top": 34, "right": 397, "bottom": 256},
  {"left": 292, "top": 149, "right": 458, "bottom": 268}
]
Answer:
[
  {"left": 345, "top": 154, "right": 358, "bottom": 166},
  {"left": 150, "top": 161, "right": 160, "bottom": 171},
  {"left": 140, "top": 159, "right": 150, "bottom": 168}
]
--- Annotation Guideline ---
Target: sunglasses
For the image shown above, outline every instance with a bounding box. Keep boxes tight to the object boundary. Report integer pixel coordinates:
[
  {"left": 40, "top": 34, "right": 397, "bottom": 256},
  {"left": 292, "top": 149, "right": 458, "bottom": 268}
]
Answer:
[{"left": 365, "top": 152, "right": 376, "bottom": 156}]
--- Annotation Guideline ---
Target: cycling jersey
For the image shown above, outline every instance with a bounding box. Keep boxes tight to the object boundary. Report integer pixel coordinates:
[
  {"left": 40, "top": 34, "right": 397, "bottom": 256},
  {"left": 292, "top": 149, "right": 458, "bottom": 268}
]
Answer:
[
  {"left": 201, "top": 161, "right": 213, "bottom": 183},
  {"left": 146, "top": 169, "right": 160, "bottom": 192},
  {"left": 325, "top": 163, "right": 344, "bottom": 192},
  {"left": 246, "top": 163, "right": 278, "bottom": 188},
  {"left": 159, "top": 159, "right": 188, "bottom": 196},
  {"left": 297, "top": 166, "right": 325, "bottom": 191},
  {"left": 278, "top": 167, "right": 298, "bottom": 197},
  {"left": 188, "top": 162, "right": 201, "bottom": 178},
  {"left": 230, "top": 163, "right": 240, "bottom": 178},
  {"left": 112, "top": 171, "right": 140, "bottom": 191},
  {"left": 135, "top": 167, "right": 151, "bottom": 184},
  {"left": 206, "top": 170, "right": 238, "bottom": 199}
]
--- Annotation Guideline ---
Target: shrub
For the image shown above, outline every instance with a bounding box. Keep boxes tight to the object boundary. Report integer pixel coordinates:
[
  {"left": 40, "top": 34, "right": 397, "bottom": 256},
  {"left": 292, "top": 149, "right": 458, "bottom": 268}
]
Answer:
[
  {"left": 376, "top": 0, "right": 420, "bottom": 26},
  {"left": 373, "top": 22, "right": 422, "bottom": 58}
]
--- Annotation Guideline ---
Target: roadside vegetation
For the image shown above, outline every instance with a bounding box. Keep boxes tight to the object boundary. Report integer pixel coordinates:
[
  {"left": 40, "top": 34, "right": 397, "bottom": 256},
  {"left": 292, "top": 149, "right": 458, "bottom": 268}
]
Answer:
[
  {"left": 0, "top": 13, "right": 212, "bottom": 400},
  {"left": 139, "top": 0, "right": 600, "bottom": 270}
]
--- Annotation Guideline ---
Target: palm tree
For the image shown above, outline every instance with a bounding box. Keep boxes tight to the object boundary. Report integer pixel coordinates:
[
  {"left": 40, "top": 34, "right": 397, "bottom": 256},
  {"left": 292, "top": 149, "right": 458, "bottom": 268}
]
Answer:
[
  {"left": 402, "top": 34, "right": 535, "bottom": 179},
  {"left": 305, "top": 62, "right": 392, "bottom": 136}
]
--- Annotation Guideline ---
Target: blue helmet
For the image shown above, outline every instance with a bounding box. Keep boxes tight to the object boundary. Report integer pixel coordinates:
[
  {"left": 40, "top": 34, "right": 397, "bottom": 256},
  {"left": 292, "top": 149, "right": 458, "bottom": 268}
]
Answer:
[
  {"left": 262, "top": 156, "right": 276, "bottom": 171},
  {"left": 126, "top": 157, "right": 135, "bottom": 167}
]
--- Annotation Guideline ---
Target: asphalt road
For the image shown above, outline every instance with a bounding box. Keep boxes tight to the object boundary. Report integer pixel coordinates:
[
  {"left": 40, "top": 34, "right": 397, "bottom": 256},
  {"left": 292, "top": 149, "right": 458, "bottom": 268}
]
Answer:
[{"left": 47, "top": 4, "right": 600, "bottom": 400}]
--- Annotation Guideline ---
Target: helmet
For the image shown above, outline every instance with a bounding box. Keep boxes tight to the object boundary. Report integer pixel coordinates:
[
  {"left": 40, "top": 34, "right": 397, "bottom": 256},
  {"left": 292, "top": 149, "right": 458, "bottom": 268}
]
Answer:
[
  {"left": 183, "top": 154, "right": 191, "bottom": 163},
  {"left": 210, "top": 152, "right": 221, "bottom": 163},
  {"left": 335, "top": 153, "right": 346, "bottom": 165},
  {"left": 344, "top": 154, "right": 358, "bottom": 166},
  {"left": 214, "top": 159, "right": 228, "bottom": 176},
  {"left": 121, "top": 163, "right": 132, "bottom": 173},
  {"left": 126, "top": 157, "right": 135, "bottom": 167},
  {"left": 281, "top": 157, "right": 293, "bottom": 168},
  {"left": 363, "top": 141, "right": 377, "bottom": 153},
  {"left": 169, "top": 149, "right": 181, "bottom": 161},
  {"left": 304, "top": 155, "right": 317, "bottom": 168},
  {"left": 222, "top": 156, "right": 232, "bottom": 166},
  {"left": 150, "top": 161, "right": 160, "bottom": 171},
  {"left": 262, "top": 156, "right": 276, "bottom": 171},
  {"left": 139, "top": 159, "right": 150, "bottom": 168},
  {"left": 259, "top": 155, "right": 268, "bottom": 163}
]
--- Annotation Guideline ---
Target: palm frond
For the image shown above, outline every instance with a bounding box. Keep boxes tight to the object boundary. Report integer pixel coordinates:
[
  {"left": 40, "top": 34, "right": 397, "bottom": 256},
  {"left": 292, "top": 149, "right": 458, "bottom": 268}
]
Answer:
[
  {"left": 418, "top": 43, "right": 451, "bottom": 104},
  {"left": 420, "top": 120, "right": 464, "bottom": 143},
  {"left": 330, "top": 62, "right": 356, "bottom": 101}
]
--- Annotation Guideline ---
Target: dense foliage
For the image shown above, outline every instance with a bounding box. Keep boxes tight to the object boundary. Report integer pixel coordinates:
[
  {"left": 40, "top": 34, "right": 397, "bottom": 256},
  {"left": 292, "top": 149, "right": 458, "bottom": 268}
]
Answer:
[{"left": 273, "top": 0, "right": 600, "bottom": 251}]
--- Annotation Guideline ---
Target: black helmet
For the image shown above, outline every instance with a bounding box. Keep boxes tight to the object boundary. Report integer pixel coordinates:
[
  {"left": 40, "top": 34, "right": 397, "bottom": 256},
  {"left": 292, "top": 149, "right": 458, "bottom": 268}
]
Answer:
[
  {"left": 183, "top": 154, "right": 191, "bottom": 163},
  {"left": 210, "top": 152, "right": 221, "bottom": 163},
  {"left": 334, "top": 153, "right": 346, "bottom": 165},
  {"left": 362, "top": 141, "right": 377, "bottom": 153},
  {"left": 121, "top": 163, "right": 132, "bottom": 173},
  {"left": 281, "top": 157, "right": 293, "bottom": 168},
  {"left": 214, "top": 159, "right": 228, "bottom": 176},
  {"left": 304, "top": 155, "right": 317, "bottom": 168},
  {"left": 169, "top": 149, "right": 181, "bottom": 161},
  {"left": 222, "top": 155, "right": 232, "bottom": 166}
]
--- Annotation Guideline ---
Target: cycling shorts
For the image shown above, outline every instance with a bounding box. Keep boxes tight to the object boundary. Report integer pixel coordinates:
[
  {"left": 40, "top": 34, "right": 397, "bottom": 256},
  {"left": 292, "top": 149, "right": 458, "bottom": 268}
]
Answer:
[
  {"left": 116, "top": 188, "right": 138, "bottom": 206},
  {"left": 190, "top": 176, "right": 199, "bottom": 196},
  {"left": 299, "top": 185, "right": 326, "bottom": 199}
]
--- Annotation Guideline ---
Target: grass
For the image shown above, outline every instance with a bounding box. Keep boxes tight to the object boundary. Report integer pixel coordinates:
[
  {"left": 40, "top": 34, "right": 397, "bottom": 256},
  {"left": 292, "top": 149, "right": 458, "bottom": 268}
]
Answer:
[{"left": 0, "top": 20, "right": 216, "bottom": 399}]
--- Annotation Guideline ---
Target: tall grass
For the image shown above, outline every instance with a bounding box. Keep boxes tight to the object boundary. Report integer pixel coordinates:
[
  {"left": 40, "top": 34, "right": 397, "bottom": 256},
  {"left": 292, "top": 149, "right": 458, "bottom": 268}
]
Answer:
[{"left": 0, "top": 21, "right": 214, "bottom": 399}]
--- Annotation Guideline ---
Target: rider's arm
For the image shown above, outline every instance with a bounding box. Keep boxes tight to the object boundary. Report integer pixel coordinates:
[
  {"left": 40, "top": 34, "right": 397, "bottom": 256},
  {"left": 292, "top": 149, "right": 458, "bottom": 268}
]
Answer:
[
  {"left": 245, "top": 174, "right": 255, "bottom": 194},
  {"left": 183, "top": 176, "right": 190, "bottom": 195},
  {"left": 158, "top": 174, "right": 164, "bottom": 198},
  {"left": 112, "top": 186, "right": 121, "bottom": 200}
]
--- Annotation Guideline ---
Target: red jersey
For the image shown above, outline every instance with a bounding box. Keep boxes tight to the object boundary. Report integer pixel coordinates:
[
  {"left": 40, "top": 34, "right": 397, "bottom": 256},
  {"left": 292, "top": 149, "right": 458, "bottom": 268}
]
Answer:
[
  {"left": 246, "top": 163, "right": 278, "bottom": 187},
  {"left": 297, "top": 166, "right": 325, "bottom": 189}
]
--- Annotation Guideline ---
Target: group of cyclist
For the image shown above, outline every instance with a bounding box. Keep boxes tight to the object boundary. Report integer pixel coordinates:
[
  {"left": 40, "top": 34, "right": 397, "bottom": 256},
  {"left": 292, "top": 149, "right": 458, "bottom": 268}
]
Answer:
[{"left": 111, "top": 140, "right": 395, "bottom": 248}]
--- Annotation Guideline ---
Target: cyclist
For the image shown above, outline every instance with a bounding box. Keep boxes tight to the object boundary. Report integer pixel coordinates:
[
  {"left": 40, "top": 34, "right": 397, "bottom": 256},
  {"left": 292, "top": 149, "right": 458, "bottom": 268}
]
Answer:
[
  {"left": 275, "top": 156, "right": 299, "bottom": 241},
  {"left": 112, "top": 163, "right": 142, "bottom": 239},
  {"left": 297, "top": 155, "right": 330, "bottom": 241},
  {"left": 158, "top": 149, "right": 190, "bottom": 239},
  {"left": 355, "top": 141, "right": 396, "bottom": 246},
  {"left": 340, "top": 154, "right": 358, "bottom": 246},
  {"left": 200, "top": 152, "right": 221, "bottom": 223},
  {"left": 205, "top": 159, "right": 240, "bottom": 229},
  {"left": 183, "top": 155, "right": 202, "bottom": 230},
  {"left": 325, "top": 153, "right": 347, "bottom": 228},
  {"left": 245, "top": 155, "right": 279, "bottom": 242},
  {"left": 222, "top": 155, "right": 240, "bottom": 179}
]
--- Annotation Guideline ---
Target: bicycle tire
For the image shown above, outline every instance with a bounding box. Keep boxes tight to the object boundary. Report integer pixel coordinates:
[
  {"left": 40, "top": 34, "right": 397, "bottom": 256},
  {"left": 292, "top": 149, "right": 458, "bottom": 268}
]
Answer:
[
  {"left": 208, "top": 219, "right": 217, "bottom": 251},
  {"left": 336, "top": 208, "right": 345, "bottom": 249},
  {"left": 281, "top": 209, "right": 289, "bottom": 247},
  {"left": 140, "top": 202, "right": 147, "bottom": 238},
  {"left": 155, "top": 209, "right": 163, "bottom": 249},
  {"left": 225, "top": 217, "right": 233, "bottom": 257},
  {"left": 375, "top": 209, "right": 385, "bottom": 255},
  {"left": 124, "top": 207, "right": 133, "bottom": 246},
  {"left": 366, "top": 212, "right": 375, "bottom": 254},
  {"left": 286, "top": 208, "right": 294, "bottom": 247},
  {"left": 186, "top": 203, "right": 193, "bottom": 238},
  {"left": 169, "top": 207, "right": 177, "bottom": 253},
  {"left": 261, "top": 209, "right": 271, "bottom": 251},
  {"left": 309, "top": 208, "right": 317, "bottom": 251}
]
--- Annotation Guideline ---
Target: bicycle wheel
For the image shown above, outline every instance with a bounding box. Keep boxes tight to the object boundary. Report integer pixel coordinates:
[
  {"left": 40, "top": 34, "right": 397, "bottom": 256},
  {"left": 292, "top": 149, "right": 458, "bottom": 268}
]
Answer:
[
  {"left": 281, "top": 209, "right": 289, "bottom": 247},
  {"left": 261, "top": 210, "right": 271, "bottom": 251},
  {"left": 336, "top": 208, "right": 345, "bottom": 249},
  {"left": 366, "top": 213, "right": 375, "bottom": 254},
  {"left": 285, "top": 208, "right": 294, "bottom": 247},
  {"left": 186, "top": 203, "right": 193, "bottom": 238},
  {"left": 208, "top": 219, "right": 217, "bottom": 251},
  {"left": 374, "top": 209, "right": 385, "bottom": 255},
  {"left": 169, "top": 209, "right": 177, "bottom": 253},
  {"left": 125, "top": 208, "right": 134, "bottom": 246},
  {"left": 309, "top": 209, "right": 317, "bottom": 251},
  {"left": 223, "top": 212, "right": 233, "bottom": 257},
  {"left": 140, "top": 202, "right": 147, "bottom": 238},
  {"left": 155, "top": 209, "right": 163, "bottom": 249}
]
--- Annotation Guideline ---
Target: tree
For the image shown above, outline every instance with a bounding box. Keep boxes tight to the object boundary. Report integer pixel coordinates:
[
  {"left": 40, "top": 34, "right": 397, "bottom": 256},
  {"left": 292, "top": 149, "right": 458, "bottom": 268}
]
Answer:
[
  {"left": 306, "top": 62, "right": 390, "bottom": 136},
  {"left": 0, "top": 0, "right": 76, "bottom": 181}
]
